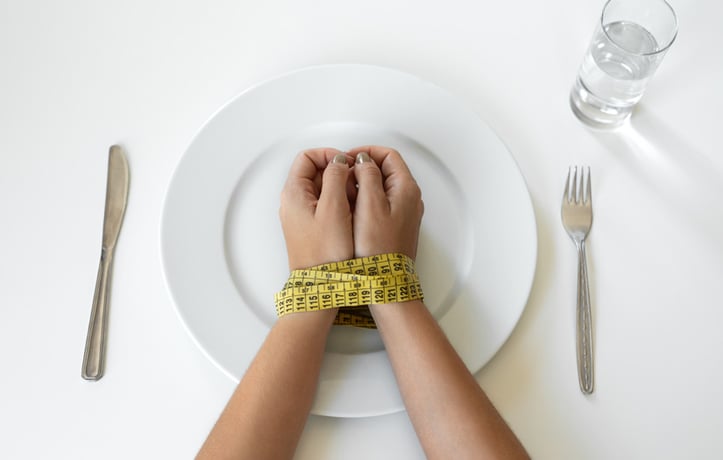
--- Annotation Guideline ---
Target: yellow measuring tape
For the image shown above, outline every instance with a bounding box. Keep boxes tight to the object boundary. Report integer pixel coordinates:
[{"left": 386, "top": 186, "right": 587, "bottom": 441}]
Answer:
[{"left": 274, "top": 253, "right": 424, "bottom": 328}]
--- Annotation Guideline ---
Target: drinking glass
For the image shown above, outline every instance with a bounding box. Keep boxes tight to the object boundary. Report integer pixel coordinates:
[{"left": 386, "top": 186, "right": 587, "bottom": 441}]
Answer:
[{"left": 570, "top": 0, "right": 678, "bottom": 128}]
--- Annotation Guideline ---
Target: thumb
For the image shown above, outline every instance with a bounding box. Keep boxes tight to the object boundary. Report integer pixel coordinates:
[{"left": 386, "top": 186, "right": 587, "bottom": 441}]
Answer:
[
  {"left": 353, "top": 151, "right": 388, "bottom": 211},
  {"left": 317, "top": 154, "right": 352, "bottom": 215}
]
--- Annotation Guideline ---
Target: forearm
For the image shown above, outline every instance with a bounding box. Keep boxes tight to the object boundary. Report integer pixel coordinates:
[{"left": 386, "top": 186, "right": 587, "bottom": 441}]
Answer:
[
  {"left": 370, "top": 300, "right": 528, "bottom": 460},
  {"left": 197, "top": 310, "right": 336, "bottom": 460}
]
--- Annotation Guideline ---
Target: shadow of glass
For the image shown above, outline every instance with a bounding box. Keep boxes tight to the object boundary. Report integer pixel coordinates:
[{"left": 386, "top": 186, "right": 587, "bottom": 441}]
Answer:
[{"left": 586, "top": 106, "right": 723, "bottom": 253}]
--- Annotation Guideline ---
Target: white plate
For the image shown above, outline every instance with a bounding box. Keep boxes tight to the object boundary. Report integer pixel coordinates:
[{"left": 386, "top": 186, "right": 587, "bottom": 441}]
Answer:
[{"left": 161, "top": 64, "right": 537, "bottom": 417}]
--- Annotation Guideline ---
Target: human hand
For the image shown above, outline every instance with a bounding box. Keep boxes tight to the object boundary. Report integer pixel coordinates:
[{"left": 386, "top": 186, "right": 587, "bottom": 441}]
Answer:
[
  {"left": 279, "top": 148, "right": 355, "bottom": 270},
  {"left": 348, "top": 146, "right": 424, "bottom": 260}
]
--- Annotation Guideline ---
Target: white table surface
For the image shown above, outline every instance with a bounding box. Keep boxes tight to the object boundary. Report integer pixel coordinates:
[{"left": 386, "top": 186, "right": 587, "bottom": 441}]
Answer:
[{"left": 2, "top": 0, "right": 722, "bottom": 458}]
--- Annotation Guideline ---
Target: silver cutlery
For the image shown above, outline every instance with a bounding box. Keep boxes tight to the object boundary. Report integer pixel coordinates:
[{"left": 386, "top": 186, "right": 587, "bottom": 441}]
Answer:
[
  {"left": 561, "top": 166, "right": 594, "bottom": 394},
  {"left": 82, "top": 145, "right": 129, "bottom": 380}
]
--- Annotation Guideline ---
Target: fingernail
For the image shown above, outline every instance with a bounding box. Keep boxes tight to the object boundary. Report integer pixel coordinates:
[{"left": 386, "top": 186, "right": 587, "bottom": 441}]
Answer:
[
  {"left": 355, "top": 152, "right": 372, "bottom": 164},
  {"left": 333, "top": 154, "right": 348, "bottom": 165}
]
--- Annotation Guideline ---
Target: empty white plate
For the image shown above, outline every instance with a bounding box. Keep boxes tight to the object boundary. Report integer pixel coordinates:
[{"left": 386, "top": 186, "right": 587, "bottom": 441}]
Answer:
[{"left": 161, "top": 64, "right": 537, "bottom": 417}]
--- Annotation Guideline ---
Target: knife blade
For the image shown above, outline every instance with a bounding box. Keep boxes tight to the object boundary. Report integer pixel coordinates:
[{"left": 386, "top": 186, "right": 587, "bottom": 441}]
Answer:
[{"left": 81, "top": 145, "right": 129, "bottom": 380}]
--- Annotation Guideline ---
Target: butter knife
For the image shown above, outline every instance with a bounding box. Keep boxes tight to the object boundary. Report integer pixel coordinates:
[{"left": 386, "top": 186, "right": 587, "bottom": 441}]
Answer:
[{"left": 82, "top": 145, "right": 129, "bottom": 380}]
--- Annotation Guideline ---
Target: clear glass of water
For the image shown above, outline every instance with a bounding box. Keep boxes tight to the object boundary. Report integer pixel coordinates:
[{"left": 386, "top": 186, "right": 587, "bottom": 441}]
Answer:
[{"left": 570, "top": 0, "right": 678, "bottom": 128}]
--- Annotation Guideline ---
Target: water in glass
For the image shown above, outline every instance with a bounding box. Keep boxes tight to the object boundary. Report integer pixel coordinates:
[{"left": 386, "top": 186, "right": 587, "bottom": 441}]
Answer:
[{"left": 571, "top": 21, "right": 660, "bottom": 127}]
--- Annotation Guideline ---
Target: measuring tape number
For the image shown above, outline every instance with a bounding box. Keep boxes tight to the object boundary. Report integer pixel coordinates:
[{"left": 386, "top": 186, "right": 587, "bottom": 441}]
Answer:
[{"left": 274, "top": 253, "right": 424, "bottom": 328}]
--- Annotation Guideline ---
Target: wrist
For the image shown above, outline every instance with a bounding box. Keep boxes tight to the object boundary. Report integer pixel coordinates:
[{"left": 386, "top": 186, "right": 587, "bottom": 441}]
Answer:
[
  {"left": 288, "top": 251, "right": 354, "bottom": 271},
  {"left": 354, "top": 246, "right": 416, "bottom": 261},
  {"left": 369, "top": 299, "right": 425, "bottom": 317},
  {"left": 277, "top": 308, "right": 338, "bottom": 329}
]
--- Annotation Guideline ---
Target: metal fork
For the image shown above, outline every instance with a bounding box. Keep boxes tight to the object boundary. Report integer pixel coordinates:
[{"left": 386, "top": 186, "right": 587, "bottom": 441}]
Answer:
[{"left": 561, "top": 166, "right": 594, "bottom": 394}]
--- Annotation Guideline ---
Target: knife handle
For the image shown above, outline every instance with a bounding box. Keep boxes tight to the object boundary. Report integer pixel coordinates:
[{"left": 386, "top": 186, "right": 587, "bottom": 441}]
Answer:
[{"left": 82, "top": 248, "right": 113, "bottom": 380}]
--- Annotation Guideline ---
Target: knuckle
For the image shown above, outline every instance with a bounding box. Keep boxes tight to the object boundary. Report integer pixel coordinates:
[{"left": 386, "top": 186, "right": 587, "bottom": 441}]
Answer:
[
  {"left": 384, "top": 149, "right": 404, "bottom": 165},
  {"left": 301, "top": 147, "right": 323, "bottom": 154},
  {"left": 374, "top": 145, "right": 400, "bottom": 156},
  {"left": 278, "top": 203, "right": 290, "bottom": 223},
  {"left": 325, "top": 162, "right": 347, "bottom": 173},
  {"left": 280, "top": 186, "right": 293, "bottom": 203},
  {"left": 323, "top": 165, "right": 349, "bottom": 181},
  {"left": 359, "top": 163, "right": 382, "bottom": 179},
  {"left": 402, "top": 179, "right": 422, "bottom": 199},
  {"left": 298, "top": 149, "right": 313, "bottom": 160},
  {"left": 387, "top": 148, "right": 402, "bottom": 159}
]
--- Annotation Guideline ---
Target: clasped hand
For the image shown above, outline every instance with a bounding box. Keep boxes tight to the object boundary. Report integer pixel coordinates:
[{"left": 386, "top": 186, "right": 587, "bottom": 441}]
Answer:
[
  {"left": 200, "top": 148, "right": 529, "bottom": 460},
  {"left": 280, "top": 146, "right": 424, "bottom": 272}
]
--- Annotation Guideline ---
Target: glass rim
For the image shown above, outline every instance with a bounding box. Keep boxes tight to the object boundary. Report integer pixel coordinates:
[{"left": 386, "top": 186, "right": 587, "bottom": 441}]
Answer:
[{"left": 600, "top": 0, "right": 679, "bottom": 56}]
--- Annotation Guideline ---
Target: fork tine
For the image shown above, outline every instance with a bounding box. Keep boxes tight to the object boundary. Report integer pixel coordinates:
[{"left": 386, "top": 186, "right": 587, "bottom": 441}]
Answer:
[
  {"left": 585, "top": 167, "right": 592, "bottom": 204},
  {"left": 571, "top": 166, "right": 579, "bottom": 203},
  {"left": 564, "top": 167, "right": 572, "bottom": 202}
]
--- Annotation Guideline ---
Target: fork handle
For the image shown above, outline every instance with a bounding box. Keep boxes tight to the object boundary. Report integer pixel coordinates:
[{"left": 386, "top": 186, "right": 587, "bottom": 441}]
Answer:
[{"left": 576, "top": 240, "right": 594, "bottom": 394}]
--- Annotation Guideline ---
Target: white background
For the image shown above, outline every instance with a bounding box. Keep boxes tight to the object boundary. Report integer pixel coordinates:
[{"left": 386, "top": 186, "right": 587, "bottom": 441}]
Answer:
[{"left": 2, "top": 0, "right": 722, "bottom": 458}]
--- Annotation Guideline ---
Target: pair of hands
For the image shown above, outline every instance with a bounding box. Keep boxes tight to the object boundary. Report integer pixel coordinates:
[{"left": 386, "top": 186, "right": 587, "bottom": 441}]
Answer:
[{"left": 280, "top": 146, "right": 424, "bottom": 271}]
